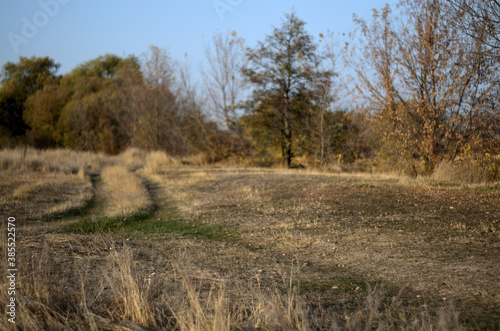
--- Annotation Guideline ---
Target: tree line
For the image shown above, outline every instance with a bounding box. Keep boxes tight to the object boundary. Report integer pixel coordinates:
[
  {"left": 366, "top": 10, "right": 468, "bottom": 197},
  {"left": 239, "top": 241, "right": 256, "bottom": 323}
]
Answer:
[{"left": 1, "top": 0, "right": 499, "bottom": 177}]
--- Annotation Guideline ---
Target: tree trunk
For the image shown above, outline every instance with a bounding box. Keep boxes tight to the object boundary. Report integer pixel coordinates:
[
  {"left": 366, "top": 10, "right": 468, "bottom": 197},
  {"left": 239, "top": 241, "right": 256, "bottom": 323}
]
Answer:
[{"left": 283, "top": 115, "right": 292, "bottom": 168}]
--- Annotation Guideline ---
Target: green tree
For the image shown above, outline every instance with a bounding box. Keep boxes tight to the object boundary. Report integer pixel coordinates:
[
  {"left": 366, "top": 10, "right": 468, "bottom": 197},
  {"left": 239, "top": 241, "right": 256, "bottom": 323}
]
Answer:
[
  {"left": 243, "top": 12, "right": 323, "bottom": 168},
  {"left": 58, "top": 54, "right": 140, "bottom": 154},
  {"left": 24, "top": 82, "right": 69, "bottom": 147},
  {"left": 0, "top": 56, "right": 59, "bottom": 145}
]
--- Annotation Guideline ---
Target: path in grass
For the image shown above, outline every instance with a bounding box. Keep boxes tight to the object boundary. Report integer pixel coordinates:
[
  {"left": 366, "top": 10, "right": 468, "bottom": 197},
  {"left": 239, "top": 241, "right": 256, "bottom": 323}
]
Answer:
[
  {"left": 18, "top": 165, "right": 499, "bottom": 328},
  {"left": 60, "top": 166, "right": 158, "bottom": 234}
]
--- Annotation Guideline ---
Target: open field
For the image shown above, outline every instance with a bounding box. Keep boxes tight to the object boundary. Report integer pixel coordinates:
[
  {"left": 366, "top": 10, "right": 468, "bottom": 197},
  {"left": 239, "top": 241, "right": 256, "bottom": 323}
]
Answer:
[{"left": 1, "top": 149, "right": 499, "bottom": 330}]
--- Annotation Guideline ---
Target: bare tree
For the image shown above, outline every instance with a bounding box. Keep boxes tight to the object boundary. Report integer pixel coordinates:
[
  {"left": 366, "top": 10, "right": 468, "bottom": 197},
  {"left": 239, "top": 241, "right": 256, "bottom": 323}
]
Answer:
[
  {"left": 301, "top": 33, "right": 338, "bottom": 166},
  {"left": 124, "top": 46, "right": 183, "bottom": 152},
  {"left": 351, "top": 0, "right": 499, "bottom": 173},
  {"left": 202, "top": 31, "right": 247, "bottom": 131},
  {"left": 177, "top": 54, "right": 219, "bottom": 158},
  {"left": 446, "top": 0, "right": 500, "bottom": 60}
]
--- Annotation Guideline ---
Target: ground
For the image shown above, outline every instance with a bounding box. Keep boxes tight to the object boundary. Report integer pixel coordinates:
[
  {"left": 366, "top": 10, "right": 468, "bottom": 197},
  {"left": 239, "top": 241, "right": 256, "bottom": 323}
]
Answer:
[{"left": 1, "top": 154, "right": 499, "bottom": 330}]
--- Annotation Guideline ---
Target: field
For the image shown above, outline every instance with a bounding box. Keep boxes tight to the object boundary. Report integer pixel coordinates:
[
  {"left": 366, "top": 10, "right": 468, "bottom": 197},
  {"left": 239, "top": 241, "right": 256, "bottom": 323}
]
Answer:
[{"left": 1, "top": 148, "right": 499, "bottom": 330}]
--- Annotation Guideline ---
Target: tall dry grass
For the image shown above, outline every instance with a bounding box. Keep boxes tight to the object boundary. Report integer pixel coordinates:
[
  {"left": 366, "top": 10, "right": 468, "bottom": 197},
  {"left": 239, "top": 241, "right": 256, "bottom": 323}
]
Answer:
[
  {"left": 100, "top": 165, "right": 152, "bottom": 218},
  {"left": 432, "top": 158, "right": 500, "bottom": 183},
  {"left": 117, "top": 148, "right": 149, "bottom": 171},
  {"left": 0, "top": 237, "right": 464, "bottom": 330},
  {"left": 0, "top": 147, "right": 111, "bottom": 175},
  {"left": 143, "top": 150, "right": 181, "bottom": 175},
  {"left": 0, "top": 147, "right": 185, "bottom": 176}
]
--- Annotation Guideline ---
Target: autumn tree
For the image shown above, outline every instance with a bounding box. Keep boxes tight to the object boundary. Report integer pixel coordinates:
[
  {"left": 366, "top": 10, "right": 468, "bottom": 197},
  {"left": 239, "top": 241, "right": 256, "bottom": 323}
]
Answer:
[
  {"left": 351, "top": 0, "right": 499, "bottom": 173},
  {"left": 24, "top": 82, "right": 69, "bottom": 147},
  {"left": 243, "top": 12, "right": 326, "bottom": 168},
  {"left": 58, "top": 54, "right": 140, "bottom": 154},
  {"left": 446, "top": 0, "right": 500, "bottom": 61},
  {"left": 0, "top": 56, "right": 60, "bottom": 146}
]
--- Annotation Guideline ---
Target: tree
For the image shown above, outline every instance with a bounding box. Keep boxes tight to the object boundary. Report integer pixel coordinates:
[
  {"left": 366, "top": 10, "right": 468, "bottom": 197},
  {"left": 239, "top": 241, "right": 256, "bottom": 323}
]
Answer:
[
  {"left": 125, "top": 46, "right": 183, "bottom": 152},
  {"left": 446, "top": 0, "right": 500, "bottom": 61},
  {"left": 201, "top": 31, "right": 251, "bottom": 159},
  {"left": 177, "top": 54, "right": 220, "bottom": 158},
  {"left": 0, "top": 56, "right": 59, "bottom": 145},
  {"left": 58, "top": 54, "right": 140, "bottom": 154},
  {"left": 351, "top": 0, "right": 499, "bottom": 173},
  {"left": 202, "top": 31, "right": 247, "bottom": 131},
  {"left": 24, "top": 82, "right": 69, "bottom": 147},
  {"left": 243, "top": 12, "right": 323, "bottom": 168},
  {"left": 300, "top": 33, "right": 339, "bottom": 166}
]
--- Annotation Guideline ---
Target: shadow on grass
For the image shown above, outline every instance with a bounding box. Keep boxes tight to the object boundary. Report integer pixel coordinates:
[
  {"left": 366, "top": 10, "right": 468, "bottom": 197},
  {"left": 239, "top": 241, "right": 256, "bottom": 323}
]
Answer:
[{"left": 42, "top": 173, "right": 99, "bottom": 222}]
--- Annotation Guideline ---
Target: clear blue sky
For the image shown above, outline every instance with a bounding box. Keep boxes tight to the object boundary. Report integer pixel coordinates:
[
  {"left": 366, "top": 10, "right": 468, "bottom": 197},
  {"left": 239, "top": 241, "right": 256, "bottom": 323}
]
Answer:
[{"left": 0, "top": 0, "right": 397, "bottom": 75}]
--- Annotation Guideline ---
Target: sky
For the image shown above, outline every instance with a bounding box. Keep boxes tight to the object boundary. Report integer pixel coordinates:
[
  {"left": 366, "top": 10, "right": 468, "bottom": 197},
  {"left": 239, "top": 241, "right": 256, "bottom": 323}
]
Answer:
[{"left": 0, "top": 0, "right": 397, "bottom": 77}]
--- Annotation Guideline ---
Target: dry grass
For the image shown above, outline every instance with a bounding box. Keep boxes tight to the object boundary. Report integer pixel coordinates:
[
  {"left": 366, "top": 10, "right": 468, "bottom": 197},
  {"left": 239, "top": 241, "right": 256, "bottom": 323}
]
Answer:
[
  {"left": 118, "top": 148, "right": 149, "bottom": 171},
  {"left": 0, "top": 147, "right": 112, "bottom": 175},
  {"left": 1, "top": 234, "right": 464, "bottom": 330},
  {"left": 140, "top": 166, "right": 498, "bottom": 328},
  {"left": 432, "top": 158, "right": 500, "bottom": 183},
  {"left": 100, "top": 165, "right": 152, "bottom": 218},
  {"left": 2, "top": 148, "right": 499, "bottom": 330},
  {"left": 143, "top": 151, "right": 181, "bottom": 175},
  {"left": 0, "top": 170, "right": 93, "bottom": 222},
  {"left": 0, "top": 235, "right": 157, "bottom": 330},
  {"left": 180, "top": 153, "right": 211, "bottom": 166}
]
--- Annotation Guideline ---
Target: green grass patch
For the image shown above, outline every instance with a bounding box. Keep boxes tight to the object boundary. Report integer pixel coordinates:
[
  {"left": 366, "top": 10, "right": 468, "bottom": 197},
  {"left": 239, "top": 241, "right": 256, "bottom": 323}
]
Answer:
[
  {"left": 125, "top": 218, "right": 239, "bottom": 242},
  {"left": 59, "top": 208, "right": 153, "bottom": 234},
  {"left": 61, "top": 211, "right": 239, "bottom": 243}
]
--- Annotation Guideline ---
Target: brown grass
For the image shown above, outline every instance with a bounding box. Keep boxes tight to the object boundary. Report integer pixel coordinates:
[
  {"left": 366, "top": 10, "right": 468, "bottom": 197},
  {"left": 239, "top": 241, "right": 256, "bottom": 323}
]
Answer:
[
  {"left": 1, "top": 234, "right": 464, "bottom": 330},
  {"left": 432, "top": 158, "right": 500, "bottom": 183},
  {"left": 0, "top": 147, "right": 111, "bottom": 175},
  {"left": 117, "top": 148, "right": 149, "bottom": 171},
  {"left": 1, "top": 149, "right": 499, "bottom": 330},
  {"left": 143, "top": 150, "right": 181, "bottom": 175},
  {"left": 0, "top": 171, "right": 93, "bottom": 222},
  {"left": 100, "top": 165, "right": 152, "bottom": 218},
  {"left": 180, "top": 153, "right": 211, "bottom": 166}
]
